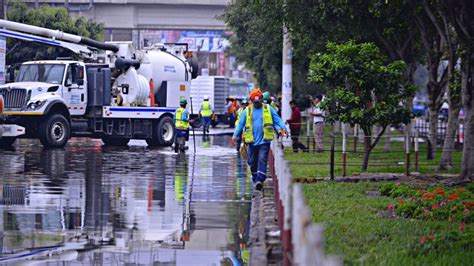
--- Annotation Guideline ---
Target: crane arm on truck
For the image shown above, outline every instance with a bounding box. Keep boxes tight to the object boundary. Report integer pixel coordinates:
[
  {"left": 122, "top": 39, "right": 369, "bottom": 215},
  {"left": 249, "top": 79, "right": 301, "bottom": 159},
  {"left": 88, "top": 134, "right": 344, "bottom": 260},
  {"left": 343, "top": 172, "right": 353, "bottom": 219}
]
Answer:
[
  {"left": 0, "top": 19, "right": 119, "bottom": 60},
  {"left": 0, "top": 28, "right": 97, "bottom": 60}
]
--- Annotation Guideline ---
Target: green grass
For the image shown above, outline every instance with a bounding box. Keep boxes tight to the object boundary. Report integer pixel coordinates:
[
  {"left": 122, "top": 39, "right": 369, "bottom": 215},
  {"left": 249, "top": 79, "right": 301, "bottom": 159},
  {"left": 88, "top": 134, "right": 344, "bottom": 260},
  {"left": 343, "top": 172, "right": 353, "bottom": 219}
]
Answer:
[
  {"left": 286, "top": 128, "right": 462, "bottom": 178},
  {"left": 303, "top": 181, "right": 474, "bottom": 265}
]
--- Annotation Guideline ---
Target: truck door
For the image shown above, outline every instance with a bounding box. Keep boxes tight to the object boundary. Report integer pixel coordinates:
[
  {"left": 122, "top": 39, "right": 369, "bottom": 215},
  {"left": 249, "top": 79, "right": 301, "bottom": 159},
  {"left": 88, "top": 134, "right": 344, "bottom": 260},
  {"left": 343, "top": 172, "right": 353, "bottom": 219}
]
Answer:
[{"left": 63, "top": 63, "right": 87, "bottom": 116}]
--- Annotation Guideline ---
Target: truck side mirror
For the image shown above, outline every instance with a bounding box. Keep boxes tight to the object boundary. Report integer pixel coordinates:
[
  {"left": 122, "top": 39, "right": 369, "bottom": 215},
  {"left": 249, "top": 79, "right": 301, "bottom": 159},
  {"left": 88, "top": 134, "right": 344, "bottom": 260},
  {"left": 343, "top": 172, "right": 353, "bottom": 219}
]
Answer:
[{"left": 77, "top": 79, "right": 84, "bottom": 86}]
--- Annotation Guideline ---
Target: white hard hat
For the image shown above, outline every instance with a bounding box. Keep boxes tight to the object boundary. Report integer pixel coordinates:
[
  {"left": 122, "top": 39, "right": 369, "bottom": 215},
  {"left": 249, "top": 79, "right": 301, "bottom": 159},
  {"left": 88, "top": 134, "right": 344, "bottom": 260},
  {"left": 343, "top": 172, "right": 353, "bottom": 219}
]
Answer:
[{"left": 204, "top": 95, "right": 209, "bottom": 100}]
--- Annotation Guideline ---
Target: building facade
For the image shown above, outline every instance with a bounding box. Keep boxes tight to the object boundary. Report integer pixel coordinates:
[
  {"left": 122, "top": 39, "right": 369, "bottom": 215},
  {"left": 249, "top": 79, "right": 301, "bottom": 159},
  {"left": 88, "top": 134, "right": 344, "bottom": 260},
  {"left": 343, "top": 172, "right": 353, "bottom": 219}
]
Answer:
[{"left": 18, "top": 0, "right": 252, "bottom": 80}]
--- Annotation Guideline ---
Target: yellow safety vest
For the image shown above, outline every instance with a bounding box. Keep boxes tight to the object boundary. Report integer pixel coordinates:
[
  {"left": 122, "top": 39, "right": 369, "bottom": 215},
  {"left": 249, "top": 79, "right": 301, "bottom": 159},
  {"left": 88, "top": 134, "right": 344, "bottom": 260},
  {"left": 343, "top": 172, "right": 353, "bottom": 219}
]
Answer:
[
  {"left": 200, "top": 101, "right": 212, "bottom": 117},
  {"left": 236, "top": 107, "right": 245, "bottom": 123},
  {"left": 244, "top": 104, "right": 274, "bottom": 144},
  {"left": 175, "top": 107, "right": 190, "bottom": 130}
]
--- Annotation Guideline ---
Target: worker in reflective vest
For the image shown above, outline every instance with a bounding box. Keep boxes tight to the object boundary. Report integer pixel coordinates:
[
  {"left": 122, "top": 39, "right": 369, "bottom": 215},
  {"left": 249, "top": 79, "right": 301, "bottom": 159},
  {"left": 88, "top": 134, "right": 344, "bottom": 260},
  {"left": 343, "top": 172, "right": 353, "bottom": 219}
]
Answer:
[
  {"left": 232, "top": 89, "right": 288, "bottom": 191},
  {"left": 199, "top": 95, "right": 213, "bottom": 134},
  {"left": 174, "top": 98, "right": 193, "bottom": 153},
  {"left": 235, "top": 98, "right": 249, "bottom": 152}
]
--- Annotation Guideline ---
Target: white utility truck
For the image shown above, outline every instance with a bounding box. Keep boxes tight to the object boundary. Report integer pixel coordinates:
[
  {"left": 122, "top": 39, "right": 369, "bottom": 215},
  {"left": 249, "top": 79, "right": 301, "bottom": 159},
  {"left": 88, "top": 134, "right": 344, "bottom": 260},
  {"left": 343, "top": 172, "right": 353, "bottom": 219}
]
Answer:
[{"left": 0, "top": 20, "right": 198, "bottom": 148}]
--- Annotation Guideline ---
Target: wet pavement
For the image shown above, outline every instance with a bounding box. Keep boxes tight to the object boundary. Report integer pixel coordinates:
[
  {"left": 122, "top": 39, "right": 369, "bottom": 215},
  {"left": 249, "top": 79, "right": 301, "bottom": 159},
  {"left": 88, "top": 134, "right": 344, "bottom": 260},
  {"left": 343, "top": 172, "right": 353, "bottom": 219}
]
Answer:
[{"left": 0, "top": 135, "right": 251, "bottom": 265}]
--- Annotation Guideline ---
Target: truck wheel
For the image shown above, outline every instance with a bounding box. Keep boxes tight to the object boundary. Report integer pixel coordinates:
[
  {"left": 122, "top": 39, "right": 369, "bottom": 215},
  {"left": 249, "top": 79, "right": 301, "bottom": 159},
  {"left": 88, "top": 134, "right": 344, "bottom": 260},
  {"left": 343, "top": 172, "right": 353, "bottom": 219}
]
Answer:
[
  {"left": 147, "top": 116, "right": 175, "bottom": 147},
  {"left": 101, "top": 137, "right": 130, "bottom": 146},
  {"left": 38, "top": 114, "right": 70, "bottom": 148},
  {"left": 0, "top": 137, "right": 16, "bottom": 147}
]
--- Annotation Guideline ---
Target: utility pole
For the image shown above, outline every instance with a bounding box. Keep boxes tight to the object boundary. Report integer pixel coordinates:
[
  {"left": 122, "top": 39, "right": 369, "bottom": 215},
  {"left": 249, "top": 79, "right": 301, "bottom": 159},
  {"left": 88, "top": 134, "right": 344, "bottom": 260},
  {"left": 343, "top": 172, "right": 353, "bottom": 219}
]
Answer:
[{"left": 281, "top": 25, "right": 292, "bottom": 124}]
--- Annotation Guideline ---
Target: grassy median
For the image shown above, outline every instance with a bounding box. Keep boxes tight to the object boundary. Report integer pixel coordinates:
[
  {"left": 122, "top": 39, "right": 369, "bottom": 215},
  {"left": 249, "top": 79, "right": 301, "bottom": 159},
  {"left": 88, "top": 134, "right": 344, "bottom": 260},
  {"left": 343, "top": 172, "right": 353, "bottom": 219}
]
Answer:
[{"left": 303, "top": 181, "right": 473, "bottom": 265}]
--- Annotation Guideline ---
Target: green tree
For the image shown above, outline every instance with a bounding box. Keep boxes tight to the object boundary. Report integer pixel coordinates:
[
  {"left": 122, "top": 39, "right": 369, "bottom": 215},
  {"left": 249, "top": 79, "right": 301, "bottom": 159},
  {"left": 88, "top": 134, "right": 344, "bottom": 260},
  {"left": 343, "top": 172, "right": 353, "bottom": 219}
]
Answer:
[
  {"left": 222, "top": 1, "right": 321, "bottom": 101},
  {"left": 309, "top": 41, "right": 415, "bottom": 171},
  {"left": 6, "top": 0, "right": 103, "bottom": 64}
]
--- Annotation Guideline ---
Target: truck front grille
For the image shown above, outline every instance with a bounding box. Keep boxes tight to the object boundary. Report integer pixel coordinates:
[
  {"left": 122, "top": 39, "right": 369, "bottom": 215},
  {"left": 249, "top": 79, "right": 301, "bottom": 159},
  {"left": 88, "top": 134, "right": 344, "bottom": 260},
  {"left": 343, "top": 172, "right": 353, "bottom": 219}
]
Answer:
[{"left": 0, "top": 88, "right": 28, "bottom": 109}]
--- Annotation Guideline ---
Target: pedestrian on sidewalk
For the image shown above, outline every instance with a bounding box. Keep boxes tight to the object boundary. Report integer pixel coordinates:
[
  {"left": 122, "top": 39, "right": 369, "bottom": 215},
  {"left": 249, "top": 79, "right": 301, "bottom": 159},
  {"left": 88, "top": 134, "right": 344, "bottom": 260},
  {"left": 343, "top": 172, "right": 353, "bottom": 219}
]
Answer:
[
  {"left": 286, "top": 100, "right": 307, "bottom": 153},
  {"left": 174, "top": 99, "right": 194, "bottom": 153},
  {"left": 199, "top": 95, "right": 213, "bottom": 135},
  {"left": 232, "top": 88, "right": 288, "bottom": 191},
  {"left": 235, "top": 98, "right": 250, "bottom": 152},
  {"left": 308, "top": 95, "right": 325, "bottom": 152}
]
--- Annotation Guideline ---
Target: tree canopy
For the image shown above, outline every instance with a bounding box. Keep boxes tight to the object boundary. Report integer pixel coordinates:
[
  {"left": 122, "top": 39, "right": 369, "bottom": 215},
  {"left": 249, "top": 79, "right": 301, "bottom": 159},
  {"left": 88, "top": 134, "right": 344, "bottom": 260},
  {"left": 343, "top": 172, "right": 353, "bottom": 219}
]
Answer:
[
  {"left": 6, "top": 0, "right": 103, "bottom": 64},
  {"left": 309, "top": 41, "right": 415, "bottom": 170}
]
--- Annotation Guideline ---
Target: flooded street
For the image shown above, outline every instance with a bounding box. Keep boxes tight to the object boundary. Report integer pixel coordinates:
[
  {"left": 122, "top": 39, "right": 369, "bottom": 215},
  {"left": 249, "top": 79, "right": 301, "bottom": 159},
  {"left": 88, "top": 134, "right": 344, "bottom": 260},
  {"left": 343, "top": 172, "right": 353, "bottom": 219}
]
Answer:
[{"left": 0, "top": 135, "right": 251, "bottom": 265}]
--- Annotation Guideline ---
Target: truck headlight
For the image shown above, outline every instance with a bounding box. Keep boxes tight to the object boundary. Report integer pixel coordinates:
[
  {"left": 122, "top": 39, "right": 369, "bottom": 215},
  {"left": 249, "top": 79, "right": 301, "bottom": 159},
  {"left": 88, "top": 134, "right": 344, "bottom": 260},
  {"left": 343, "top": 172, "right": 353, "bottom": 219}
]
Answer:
[{"left": 27, "top": 100, "right": 47, "bottom": 110}]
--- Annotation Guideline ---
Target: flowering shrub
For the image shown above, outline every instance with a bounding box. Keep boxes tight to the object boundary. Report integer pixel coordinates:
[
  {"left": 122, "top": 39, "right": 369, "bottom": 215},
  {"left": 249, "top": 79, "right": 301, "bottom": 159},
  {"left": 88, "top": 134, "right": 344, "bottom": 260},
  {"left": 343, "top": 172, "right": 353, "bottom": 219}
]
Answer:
[
  {"left": 380, "top": 183, "right": 473, "bottom": 223},
  {"left": 381, "top": 182, "right": 474, "bottom": 254}
]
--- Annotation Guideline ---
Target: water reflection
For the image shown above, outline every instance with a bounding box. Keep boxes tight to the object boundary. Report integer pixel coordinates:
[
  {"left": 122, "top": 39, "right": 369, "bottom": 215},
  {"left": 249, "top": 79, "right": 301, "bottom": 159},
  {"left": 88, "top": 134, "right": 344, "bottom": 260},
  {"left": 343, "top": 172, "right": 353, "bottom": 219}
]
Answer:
[{"left": 0, "top": 136, "right": 251, "bottom": 265}]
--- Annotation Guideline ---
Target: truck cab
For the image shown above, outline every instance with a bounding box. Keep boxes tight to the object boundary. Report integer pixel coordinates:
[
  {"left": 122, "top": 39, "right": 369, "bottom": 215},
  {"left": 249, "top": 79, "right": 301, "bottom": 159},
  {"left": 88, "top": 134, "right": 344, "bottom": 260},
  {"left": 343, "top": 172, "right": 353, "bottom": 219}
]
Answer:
[
  {"left": 1, "top": 60, "right": 86, "bottom": 116},
  {"left": 0, "top": 61, "right": 88, "bottom": 147}
]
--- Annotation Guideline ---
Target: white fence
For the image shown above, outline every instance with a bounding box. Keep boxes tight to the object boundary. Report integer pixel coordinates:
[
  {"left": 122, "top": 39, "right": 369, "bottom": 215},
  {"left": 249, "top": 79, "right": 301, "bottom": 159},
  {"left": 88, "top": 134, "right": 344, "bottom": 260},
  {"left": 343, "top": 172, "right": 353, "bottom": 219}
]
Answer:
[{"left": 270, "top": 140, "right": 340, "bottom": 266}]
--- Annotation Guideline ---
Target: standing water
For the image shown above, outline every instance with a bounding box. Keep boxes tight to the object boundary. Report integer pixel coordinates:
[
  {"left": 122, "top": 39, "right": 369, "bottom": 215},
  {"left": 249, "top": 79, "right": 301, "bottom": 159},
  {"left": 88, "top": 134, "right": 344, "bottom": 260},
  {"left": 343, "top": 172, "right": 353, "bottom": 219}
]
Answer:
[{"left": 0, "top": 135, "right": 251, "bottom": 265}]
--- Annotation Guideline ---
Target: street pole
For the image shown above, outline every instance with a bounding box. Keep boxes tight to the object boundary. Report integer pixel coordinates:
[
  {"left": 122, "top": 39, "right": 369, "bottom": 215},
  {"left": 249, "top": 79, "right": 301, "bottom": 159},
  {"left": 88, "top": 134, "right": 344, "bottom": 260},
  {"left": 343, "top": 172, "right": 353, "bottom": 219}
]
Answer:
[
  {"left": 190, "top": 97, "right": 196, "bottom": 154},
  {"left": 281, "top": 25, "right": 292, "bottom": 124}
]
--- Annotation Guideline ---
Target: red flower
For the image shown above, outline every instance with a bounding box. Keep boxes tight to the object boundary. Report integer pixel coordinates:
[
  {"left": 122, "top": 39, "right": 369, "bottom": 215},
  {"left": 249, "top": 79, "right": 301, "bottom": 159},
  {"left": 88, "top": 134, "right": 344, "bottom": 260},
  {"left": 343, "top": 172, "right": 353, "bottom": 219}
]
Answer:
[
  {"left": 423, "top": 193, "right": 433, "bottom": 200},
  {"left": 440, "top": 201, "right": 446, "bottom": 207},
  {"left": 459, "top": 222, "right": 465, "bottom": 233},
  {"left": 447, "top": 193, "right": 460, "bottom": 200},
  {"left": 432, "top": 204, "right": 440, "bottom": 209},
  {"left": 457, "top": 188, "right": 466, "bottom": 193},
  {"left": 388, "top": 204, "right": 395, "bottom": 211},
  {"left": 419, "top": 237, "right": 426, "bottom": 244},
  {"left": 397, "top": 198, "right": 404, "bottom": 205},
  {"left": 423, "top": 209, "right": 430, "bottom": 215},
  {"left": 427, "top": 235, "right": 435, "bottom": 241},
  {"left": 436, "top": 190, "right": 445, "bottom": 195}
]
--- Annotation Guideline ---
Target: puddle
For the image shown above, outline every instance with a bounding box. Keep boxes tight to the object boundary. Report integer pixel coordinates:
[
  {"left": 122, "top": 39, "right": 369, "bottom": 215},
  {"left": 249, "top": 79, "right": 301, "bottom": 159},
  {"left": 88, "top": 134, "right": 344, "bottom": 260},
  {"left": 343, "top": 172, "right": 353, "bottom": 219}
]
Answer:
[{"left": 0, "top": 136, "right": 251, "bottom": 265}]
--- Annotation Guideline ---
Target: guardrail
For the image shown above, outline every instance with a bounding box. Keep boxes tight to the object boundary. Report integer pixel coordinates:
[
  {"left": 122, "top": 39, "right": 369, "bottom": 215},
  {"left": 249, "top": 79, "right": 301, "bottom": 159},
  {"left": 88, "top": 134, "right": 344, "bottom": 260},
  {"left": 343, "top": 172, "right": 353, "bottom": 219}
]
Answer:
[{"left": 269, "top": 140, "right": 340, "bottom": 266}]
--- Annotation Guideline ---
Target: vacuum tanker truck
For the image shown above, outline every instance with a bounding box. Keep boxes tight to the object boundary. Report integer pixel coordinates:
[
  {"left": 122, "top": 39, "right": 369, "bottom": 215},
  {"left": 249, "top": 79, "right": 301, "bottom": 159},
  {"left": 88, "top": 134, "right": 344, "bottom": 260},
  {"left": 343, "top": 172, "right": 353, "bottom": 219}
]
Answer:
[{"left": 0, "top": 19, "right": 198, "bottom": 148}]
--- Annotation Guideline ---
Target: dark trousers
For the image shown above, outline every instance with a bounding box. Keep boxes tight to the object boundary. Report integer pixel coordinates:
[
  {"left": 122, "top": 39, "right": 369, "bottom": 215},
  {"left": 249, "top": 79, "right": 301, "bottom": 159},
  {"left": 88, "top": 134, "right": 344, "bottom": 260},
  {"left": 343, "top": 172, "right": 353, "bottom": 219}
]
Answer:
[
  {"left": 247, "top": 143, "right": 270, "bottom": 183},
  {"left": 290, "top": 128, "right": 307, "bottom": 152}
]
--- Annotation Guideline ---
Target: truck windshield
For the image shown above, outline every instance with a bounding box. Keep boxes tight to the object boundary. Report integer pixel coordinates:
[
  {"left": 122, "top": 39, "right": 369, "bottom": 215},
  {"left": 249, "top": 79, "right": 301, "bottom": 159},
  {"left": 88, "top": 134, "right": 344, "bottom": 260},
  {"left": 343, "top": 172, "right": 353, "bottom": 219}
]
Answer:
[{"left": 16, "top": 64, "right": 65, "bottom": 84}]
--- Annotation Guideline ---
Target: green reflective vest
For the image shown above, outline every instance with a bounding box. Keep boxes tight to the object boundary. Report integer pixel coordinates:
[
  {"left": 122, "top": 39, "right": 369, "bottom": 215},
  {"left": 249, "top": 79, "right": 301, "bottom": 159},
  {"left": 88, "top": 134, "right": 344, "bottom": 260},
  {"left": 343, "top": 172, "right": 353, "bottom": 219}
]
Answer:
[
  {"left": 175, "top": 107, "right": 190, "bottom": 130},
  {"left": 200, "top": 101, "right": 212, "bottom": 117},
  {"left": 244, "top": 104, "right": 274, "bottom": 144},
  {"left": 236, "top": 107, "right": 245, "bottom": 123}
]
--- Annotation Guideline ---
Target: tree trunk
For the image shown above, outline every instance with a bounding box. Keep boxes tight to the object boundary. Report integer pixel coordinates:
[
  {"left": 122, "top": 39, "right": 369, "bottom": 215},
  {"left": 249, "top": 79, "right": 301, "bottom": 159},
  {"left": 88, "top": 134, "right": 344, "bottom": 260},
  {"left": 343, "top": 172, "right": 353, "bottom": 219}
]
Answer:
[
  {"left": 439, "top": 107, "right": 460, "bottom": 169},
  {"left": 460, "top": 54, "right": 474, "bottom": 181},
  {"left": 427, "top": 107, "right": 439, "bottom": 159}
]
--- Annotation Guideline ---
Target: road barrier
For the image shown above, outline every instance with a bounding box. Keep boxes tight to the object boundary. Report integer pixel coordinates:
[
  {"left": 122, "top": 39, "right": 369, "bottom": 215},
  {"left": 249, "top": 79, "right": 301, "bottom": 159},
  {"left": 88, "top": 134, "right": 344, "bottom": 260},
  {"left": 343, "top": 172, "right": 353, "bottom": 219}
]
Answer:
[{"left": 269, "top": 140, "right": 340, "bottom": 266}]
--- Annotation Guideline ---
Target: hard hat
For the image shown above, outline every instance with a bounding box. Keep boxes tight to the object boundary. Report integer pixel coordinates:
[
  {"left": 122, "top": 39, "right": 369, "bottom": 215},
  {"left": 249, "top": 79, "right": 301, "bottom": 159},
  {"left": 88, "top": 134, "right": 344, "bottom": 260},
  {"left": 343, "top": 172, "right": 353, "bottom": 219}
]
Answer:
[
  {"left": 263, "top": 91, "right": 270, "bottom": 101},
  {"left": 180, "top": 98, "right": 188, "bottom": 105},
  {"left": 249, "top": 88, "right": 263, "bottom": 102},
  {"left": 204, "top": 95, "right": 209, "bottom": 100}
]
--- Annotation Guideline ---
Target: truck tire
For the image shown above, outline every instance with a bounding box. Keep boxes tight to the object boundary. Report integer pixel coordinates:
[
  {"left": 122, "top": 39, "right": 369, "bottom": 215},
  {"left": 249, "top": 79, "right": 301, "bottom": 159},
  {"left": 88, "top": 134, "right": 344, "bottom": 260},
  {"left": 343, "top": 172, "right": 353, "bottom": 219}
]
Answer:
[
  {"left": 101, "top": 137, "right": 130, "bottom": 146},
  {"left": 0, "top": 137, "right": 16, "bottom": 147},
  {"left": 147, "top": 116, "right": 175, "bottom": 147},
  {"left": 38, "top": 114, "right": 70, "bottom": 148}
]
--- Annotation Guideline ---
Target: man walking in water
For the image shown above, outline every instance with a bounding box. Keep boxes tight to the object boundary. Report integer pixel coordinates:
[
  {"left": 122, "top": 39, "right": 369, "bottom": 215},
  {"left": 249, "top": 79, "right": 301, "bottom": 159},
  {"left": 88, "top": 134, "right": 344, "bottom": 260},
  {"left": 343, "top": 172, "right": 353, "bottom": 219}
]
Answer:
[{"left": 232, "top": 89, "right": 288, "bottom": 191}]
